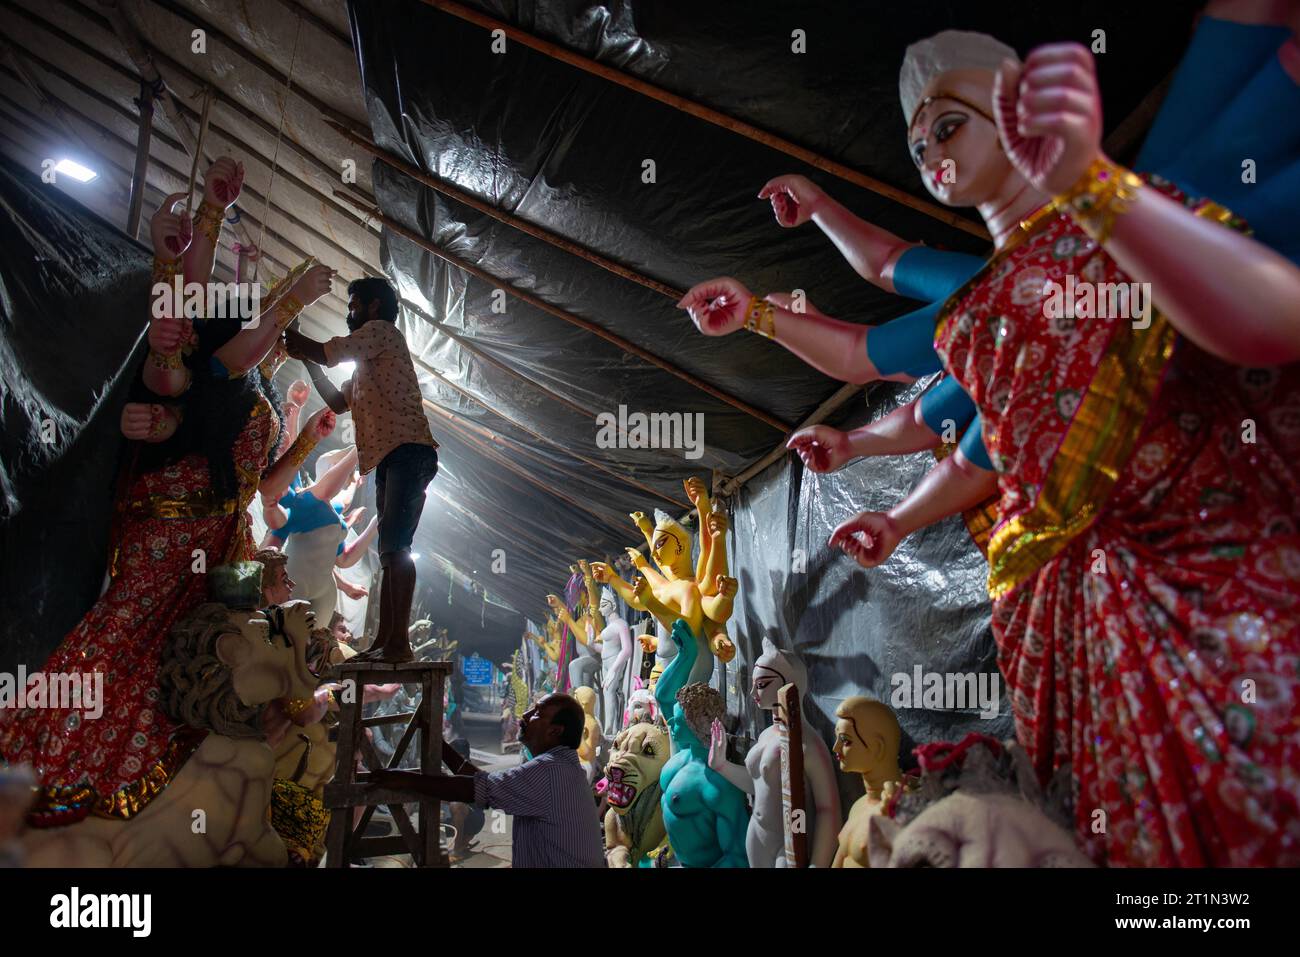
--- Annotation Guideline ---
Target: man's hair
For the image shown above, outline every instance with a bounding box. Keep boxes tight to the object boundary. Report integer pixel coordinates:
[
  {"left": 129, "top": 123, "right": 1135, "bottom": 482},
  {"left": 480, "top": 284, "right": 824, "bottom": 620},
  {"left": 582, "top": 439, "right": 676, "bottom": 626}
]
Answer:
[
  {"left": 546, "top": 695, "right": 585, "bottom": 749},
  {"left": 347, "top": 276, "right": 399, "bottom": 324}
]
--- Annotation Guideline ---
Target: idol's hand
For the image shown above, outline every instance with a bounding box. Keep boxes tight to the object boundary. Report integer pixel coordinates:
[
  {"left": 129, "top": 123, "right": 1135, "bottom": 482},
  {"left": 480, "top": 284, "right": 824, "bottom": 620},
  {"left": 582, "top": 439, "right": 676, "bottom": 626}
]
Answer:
[
  {"left": 546, "top": 594, "right": 565, "bottom": 613},
  {"left": 711, "top": 632, "right": 736, "bottom": 663},
  {"left": 638, "top": 633, "right": 658, "bottom": 654},
  {"left": 290, "top": 263, "right": 335, "bottom": 307},
  {"left": 629, "top": 511, "right": 652, "bottom": 533},
  {"left": 706, "top": 511, "right": 729, "bottom": 541},
  {"left": 304, "top": 407, "right": 337, "bottom": 440},
  {"left": 204, "top": 156, "right": 245, "bottom": 208},
  {"left": 677, "top": 277, "right": 752, "bottom": 336},
  {"left": 148, "top": 315, "right": 191, "bottom": 355},
  {"left": 715, "top": 575, "right": 737, "bottom": 600},
  {"left": 683, "top": 476, "right": 709, "bottom": 509},
  {"left": 707, "top": 718, "right": 728, "bottom": 771},
  {"left": 630, "top": 576, "right": 650, "bottom": 603},
  {"left": 120, "top": 402, "right": 161, "bottom": 440},
  {"left": 337, "top": 578, "right": 368, "bottom": 600},
  {"left": 758, "top": 174, "right": 824, "bottom": 228},
  {"left": 994, "top": 43, "right": 1103, "bottom": 196},
  {"left": 623, "top": 549, "right": 647, "bottom": 571},
  {"left": 150, "top": 193, "right": 192, "bottom": 260},
  {"left": 787, "top": 425, "right": 852, "bottom": 473},
  {"left": 286, "top": 379, "right": 311, "bottom": 407},
  {"left": 589, "top": 562, "right": 613, "bottom": 584},
  {"left": 829, "top": 511, "right": 901, "bottom": 568}
]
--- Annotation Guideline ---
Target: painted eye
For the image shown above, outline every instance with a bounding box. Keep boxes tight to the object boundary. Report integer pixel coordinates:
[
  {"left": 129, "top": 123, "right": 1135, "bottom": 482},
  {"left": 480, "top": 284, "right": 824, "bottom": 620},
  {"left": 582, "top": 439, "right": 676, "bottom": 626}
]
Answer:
[
  {"left": 644, "top": 745, "right": 655, "bottom": 757},
  {"left": 911, "top": 142, "right": 926, "bottom": 166}
]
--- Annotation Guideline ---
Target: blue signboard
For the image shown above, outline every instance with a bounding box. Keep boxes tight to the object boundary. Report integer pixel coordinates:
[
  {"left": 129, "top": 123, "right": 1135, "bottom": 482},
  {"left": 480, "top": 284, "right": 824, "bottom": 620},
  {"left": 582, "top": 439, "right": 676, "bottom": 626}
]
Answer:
[{"left": 462, "top": 655, "right": 493, "bottom": 686}]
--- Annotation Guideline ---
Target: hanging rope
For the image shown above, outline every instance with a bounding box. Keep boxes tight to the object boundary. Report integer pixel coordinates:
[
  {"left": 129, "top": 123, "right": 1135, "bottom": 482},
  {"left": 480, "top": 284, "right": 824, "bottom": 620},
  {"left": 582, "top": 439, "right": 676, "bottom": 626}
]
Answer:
[
  {"left": 182, "top": 86, "right": 214, "bottom": 220},
  {"left": 252, "top": 12, "right": 304, "bottom": 285}
]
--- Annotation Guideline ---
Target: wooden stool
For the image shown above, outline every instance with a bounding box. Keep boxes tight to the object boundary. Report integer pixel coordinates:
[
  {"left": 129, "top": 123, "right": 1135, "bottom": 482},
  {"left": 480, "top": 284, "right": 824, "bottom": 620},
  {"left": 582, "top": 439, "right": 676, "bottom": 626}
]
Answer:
[{"left": 323, "top": 660, "right": 451, "bottom": 868}]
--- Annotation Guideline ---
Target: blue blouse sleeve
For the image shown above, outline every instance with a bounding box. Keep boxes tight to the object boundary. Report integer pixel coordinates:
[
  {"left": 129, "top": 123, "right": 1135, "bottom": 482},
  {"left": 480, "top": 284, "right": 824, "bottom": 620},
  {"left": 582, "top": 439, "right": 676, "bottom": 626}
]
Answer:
[
  {"left": 958, "top": 413, "right": 994, "bottom": 471},
  {"left": 867, "top": 247, "right": 985, "bottom": 379},
  {"left": 891, "top": 245, "right": 984, "bottom": 303},
  {"left": 866, "top": 301, "right": 945, "bottom": 378},
  {"left": 919, "top": 375, "right": 977, "bottom": 437}
]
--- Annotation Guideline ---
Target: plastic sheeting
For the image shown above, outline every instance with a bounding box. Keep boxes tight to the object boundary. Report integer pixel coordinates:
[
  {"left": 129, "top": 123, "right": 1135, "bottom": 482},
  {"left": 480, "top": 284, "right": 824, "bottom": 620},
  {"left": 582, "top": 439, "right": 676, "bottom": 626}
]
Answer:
[
  {"left": 346, "top": 0, "right": 1195, "bottom": 632},
  {"left": 0, "top": 164, "right": 151, "bottom": 674}
]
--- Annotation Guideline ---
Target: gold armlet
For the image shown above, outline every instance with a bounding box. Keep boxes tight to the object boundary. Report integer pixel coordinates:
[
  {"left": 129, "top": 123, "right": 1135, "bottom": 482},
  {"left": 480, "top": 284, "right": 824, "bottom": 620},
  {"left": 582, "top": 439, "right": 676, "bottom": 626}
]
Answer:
[
  {"left": 1052, "top": 157, "right": 1143, "bottom": 246},
  {"left": 149, "top": 348, "right": 184, "bottom": 371},
  {"left": 742, "top": 296, "right": 777, "bottom": 339},
  {"left": 282, "top": 426, "right": 320, "bottom": 471},
  {"left": 275, "top": 293, "right": 306, "bottom": 330},
  {"left": 282, "top": 697, "right": 314, "bottom": 722},
  {"left": 151, "top": 257, "right": 180, "bottom": 285},
  {"left": 193, "top": 200, "right": 225, "bottom": 245}
]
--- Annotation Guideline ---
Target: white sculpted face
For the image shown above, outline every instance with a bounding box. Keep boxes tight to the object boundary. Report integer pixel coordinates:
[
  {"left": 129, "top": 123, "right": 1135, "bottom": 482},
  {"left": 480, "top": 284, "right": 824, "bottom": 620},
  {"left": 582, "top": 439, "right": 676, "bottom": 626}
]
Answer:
[
  {"left": 219, "top": 600, "right": 320, "bottom": 707},
  {"left": 751, "top": 665, "right": 784, "bottom": 710}
]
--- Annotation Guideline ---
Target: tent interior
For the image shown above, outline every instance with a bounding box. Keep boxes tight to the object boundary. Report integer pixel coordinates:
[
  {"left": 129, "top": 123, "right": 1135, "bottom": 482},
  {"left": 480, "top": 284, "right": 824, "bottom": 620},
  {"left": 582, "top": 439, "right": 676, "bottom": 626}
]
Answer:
[{"left": 1, "top": 0, "right": 1203, "bottom": 771}]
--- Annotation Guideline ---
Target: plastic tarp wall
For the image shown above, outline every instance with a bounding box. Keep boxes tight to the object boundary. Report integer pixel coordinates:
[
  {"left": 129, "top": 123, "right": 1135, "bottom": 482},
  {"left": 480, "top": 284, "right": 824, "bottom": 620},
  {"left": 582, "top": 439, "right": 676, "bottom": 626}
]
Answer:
[
  {"left": 347, "top": 0, "right": 1191, "bottom": 777},
  {"left": 0, "top": 164, "right": 150, "bottom": 674}
]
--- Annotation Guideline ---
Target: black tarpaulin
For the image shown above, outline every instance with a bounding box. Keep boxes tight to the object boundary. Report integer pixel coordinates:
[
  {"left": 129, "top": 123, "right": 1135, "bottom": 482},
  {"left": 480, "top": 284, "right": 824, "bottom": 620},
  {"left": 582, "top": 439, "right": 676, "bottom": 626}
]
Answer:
[{"left": 345, "top": 0, "right": 1194, "bottom": 764}]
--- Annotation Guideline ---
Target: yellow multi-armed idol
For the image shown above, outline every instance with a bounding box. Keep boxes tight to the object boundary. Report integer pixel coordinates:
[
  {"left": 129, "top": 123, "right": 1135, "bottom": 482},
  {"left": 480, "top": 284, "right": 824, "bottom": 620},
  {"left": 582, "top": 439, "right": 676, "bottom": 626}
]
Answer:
[{"left": 592, "top": 478, "right": 737, "bottom": 686}]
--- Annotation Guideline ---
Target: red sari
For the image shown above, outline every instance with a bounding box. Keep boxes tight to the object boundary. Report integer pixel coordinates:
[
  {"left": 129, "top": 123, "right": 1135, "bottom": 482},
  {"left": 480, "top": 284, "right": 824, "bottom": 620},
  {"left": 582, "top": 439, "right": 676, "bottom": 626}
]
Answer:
[
  {"left": 0, "top": 396, "right": 278, "bottom": 824},
  {"left": 935, "top": 186, "right": 1300, "bottom": 866}
]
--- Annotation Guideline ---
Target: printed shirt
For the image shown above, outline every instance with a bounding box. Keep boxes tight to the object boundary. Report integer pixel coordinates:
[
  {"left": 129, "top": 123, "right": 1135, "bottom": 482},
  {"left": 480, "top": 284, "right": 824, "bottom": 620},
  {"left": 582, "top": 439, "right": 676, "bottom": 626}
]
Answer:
[
  {"left": 323, "top": 320, "right": 437, "bottom": 473},
  {"left": 473, "top": 746, "right": 606, "bottom": 868}
]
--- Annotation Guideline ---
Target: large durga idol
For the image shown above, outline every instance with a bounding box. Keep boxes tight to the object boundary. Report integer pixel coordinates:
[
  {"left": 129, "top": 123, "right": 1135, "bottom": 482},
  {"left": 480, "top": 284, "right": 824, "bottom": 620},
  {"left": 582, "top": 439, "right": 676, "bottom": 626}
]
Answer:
[{"left": 592, "top": 478, "right": 736, "bottom": 685}]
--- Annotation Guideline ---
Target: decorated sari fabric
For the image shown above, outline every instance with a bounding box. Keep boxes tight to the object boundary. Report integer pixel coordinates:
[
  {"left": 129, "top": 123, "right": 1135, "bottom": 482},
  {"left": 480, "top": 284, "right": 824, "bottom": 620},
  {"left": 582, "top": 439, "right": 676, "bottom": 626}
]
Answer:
[
  {"left": 0, "top": 397, "right": 279, "bottom": 825},
  {"left": 933, "top": 189, "right": 1300, "bottom": 866}
]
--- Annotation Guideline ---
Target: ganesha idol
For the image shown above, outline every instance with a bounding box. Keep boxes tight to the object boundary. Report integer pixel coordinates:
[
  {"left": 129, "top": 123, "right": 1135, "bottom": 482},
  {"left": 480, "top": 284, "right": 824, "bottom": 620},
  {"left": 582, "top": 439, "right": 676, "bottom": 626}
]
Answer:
[
  {"left": 19, "top": 593, "right": 321, "bottom": 867},
  {"left": 592, "top": 478, "right": 736, "bottom": 687}
]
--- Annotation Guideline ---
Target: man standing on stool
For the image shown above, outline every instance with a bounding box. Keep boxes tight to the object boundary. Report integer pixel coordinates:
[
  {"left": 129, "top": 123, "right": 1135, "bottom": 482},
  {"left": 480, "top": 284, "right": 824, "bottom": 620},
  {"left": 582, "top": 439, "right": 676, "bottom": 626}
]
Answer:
[{"left": 286, "top": 277, "right": 438, "bottom": 663}]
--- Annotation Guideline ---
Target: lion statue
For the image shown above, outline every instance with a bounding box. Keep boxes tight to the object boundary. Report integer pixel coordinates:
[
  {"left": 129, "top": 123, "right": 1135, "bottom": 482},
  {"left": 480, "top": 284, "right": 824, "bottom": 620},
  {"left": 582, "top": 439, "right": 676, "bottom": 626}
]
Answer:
[
  {"left": 21, "top": 600, "right": 320, "bottom": 867},
  {"left": 602, "top": 722, "right": 669, "bottom": 868}
]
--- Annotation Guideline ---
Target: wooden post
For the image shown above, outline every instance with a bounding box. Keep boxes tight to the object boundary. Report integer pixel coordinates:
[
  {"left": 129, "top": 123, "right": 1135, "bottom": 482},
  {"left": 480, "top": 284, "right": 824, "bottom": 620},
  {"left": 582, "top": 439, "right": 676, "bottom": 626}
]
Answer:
[
  {"left": 125, "top": 78, "right": 154, "bottom": 240},
  {"left": 777, "top": 683, "right": 807, "bottom": 868}
]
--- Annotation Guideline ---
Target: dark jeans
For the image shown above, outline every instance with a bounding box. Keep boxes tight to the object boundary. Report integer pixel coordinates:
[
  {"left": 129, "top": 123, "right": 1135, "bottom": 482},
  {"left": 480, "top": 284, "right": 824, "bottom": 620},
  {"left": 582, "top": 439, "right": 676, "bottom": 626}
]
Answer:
[{"left": 374, "top": 443, "right": 439, "bottom": 556}]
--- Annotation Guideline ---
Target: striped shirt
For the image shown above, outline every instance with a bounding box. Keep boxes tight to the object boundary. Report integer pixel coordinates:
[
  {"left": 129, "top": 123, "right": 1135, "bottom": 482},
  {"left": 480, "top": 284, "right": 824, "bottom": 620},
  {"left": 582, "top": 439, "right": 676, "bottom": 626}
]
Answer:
[{"left": 473, "top": 746, "right": 606, "bottom": 868}]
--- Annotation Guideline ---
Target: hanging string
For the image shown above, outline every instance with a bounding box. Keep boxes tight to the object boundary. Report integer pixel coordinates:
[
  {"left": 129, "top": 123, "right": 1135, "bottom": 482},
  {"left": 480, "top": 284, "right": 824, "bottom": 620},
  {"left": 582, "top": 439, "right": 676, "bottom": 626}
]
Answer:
[
  {"left": 182, "top": 86, "right": 214, "bottom": 220},
  {"left": 251, "top": 12, "right": 304, "bottom": 285}
]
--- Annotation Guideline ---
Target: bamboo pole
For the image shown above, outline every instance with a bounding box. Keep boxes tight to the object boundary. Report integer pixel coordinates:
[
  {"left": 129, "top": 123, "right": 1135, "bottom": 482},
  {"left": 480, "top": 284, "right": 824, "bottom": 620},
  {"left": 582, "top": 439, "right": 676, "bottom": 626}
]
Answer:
[
  {"left": 125, "top": 77, "right": 154, "bottom": 239},
  {"left": 321, "top": 116, "right": 683, "bottom": 301},
  {"left": 417, "top": 0, "right": 987, "bottom": 240},
  {"left": 334, "top": 188, "right": 791, "bottom": 432}
]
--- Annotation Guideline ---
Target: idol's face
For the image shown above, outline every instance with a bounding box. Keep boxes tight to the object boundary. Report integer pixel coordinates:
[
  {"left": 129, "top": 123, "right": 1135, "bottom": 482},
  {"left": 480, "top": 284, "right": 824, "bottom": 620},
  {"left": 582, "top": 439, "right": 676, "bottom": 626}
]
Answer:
[
  {"left": 652, "top": 528, "right": 682, "bottom": 569},
  {"left": 833, "top": 718, "right": 864, "bottom": 773},
  {"left": 908, "top": 70, "right": 1017, "bottom": 208},
  {"left": 751, "top": 665, "right": 782, "bottom": 710},
  {"left": 599, "top": 595, "right": 616, "bottom": 617},
  {"left": 262, "top": 565, "right": 294, "bottom": 606}
]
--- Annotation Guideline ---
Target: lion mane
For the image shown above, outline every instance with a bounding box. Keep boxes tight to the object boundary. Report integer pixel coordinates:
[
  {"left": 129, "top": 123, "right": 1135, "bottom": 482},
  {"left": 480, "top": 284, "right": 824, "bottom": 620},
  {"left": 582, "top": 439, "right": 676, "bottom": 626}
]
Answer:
[{"left": 159, "top": 602, "right": 265, "bottom": 739}]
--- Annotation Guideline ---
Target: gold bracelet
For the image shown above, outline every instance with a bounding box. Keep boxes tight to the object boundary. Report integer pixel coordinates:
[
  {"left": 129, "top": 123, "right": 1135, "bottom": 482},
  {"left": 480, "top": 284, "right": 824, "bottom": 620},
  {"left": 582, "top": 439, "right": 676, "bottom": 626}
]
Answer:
[
  {"left": 275, "top": 293, "right": 306, "bottom": 330},
  {"left": 282, "top": 426, "right": 320, "bottom": 472},
  {"left": 1052, "top": 156, "right": 1143, "bottom": 246},
  {"left": 151, "top": 257, "right": 180, "bottom": 285},
  {"left": 742, "top": 296, "right": 777, "bottom": 339},
  {"left": 193, "top": 200, "right": 225, "bottom": 245},
  {"left": 147, "top": 406, "right": 175, "bottom": 439},
  {"left": 282, "top": 697, "right": 314, "bottom": 722},
  {"left": 149, "top": 348, "right": 184, "bottom": 370}
]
